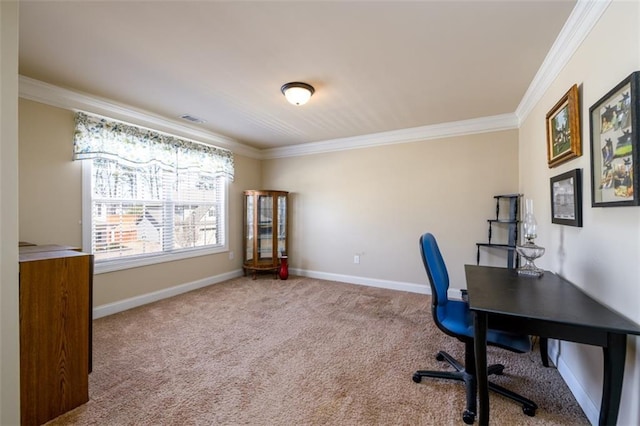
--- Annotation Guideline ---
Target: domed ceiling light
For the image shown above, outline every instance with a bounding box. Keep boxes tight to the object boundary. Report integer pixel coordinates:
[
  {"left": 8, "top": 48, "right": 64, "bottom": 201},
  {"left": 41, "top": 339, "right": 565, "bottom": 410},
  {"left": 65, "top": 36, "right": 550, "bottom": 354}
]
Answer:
[{"left": 281, "top": 82, "right": 315, "bottom": 106}]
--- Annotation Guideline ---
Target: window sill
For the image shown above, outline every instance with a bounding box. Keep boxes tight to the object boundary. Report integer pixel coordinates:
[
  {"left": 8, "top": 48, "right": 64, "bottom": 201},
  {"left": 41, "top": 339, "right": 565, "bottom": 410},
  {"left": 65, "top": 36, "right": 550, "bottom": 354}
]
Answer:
[{"left": 93, "top": 246, "right": 228, "bottom": 274}]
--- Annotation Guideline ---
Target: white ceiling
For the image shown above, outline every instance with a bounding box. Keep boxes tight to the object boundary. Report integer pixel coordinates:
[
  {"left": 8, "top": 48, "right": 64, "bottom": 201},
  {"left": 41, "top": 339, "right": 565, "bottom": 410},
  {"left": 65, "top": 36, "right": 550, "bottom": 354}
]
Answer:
[{"left": 19, "top": 1, "right": 577, "bottom": 150}]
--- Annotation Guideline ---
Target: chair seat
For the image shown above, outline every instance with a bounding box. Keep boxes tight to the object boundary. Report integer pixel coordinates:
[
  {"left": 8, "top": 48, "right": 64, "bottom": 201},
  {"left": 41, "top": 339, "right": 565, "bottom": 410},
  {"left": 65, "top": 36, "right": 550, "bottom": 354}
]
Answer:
[{"left": 440, "top": 299, "right": 531, "bottom": 353}]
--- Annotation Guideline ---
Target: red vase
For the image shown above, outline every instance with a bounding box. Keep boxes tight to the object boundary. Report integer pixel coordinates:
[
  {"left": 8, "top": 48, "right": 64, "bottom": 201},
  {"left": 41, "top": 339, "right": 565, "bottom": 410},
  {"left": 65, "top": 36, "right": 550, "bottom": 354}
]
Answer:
[{"left": 278, "top": 256, "right": 289, "bottom": 280}]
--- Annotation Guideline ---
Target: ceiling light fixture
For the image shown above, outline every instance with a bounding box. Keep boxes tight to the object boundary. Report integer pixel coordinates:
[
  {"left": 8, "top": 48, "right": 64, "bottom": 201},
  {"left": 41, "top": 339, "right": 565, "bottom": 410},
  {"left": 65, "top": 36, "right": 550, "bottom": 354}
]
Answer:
[{"left": 281, "top": 82, "right": 315, "bottom": 106}]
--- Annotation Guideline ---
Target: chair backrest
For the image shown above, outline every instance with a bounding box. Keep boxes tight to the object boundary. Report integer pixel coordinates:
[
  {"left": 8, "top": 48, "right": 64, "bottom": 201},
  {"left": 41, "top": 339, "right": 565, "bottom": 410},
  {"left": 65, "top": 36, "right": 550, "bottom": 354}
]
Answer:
[
  {"left": 419, "top": 232, "right": 450, "bottom": 310},
  {"left": 419, "top": 232, "right": 462, "bottom": 339}
]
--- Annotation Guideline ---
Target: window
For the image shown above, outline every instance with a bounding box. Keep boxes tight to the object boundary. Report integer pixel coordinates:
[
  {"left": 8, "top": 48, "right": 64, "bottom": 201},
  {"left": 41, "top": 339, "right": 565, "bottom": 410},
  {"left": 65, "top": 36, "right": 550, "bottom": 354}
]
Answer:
[{"left": 74, "top": 112, "right": 234, "bottom": 273}]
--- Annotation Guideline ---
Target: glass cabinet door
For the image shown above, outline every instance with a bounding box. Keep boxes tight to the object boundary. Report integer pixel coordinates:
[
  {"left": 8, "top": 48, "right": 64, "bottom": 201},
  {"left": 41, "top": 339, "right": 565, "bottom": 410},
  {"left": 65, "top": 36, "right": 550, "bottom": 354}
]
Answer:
[
  {"left": 245, "top": 195, "right": 254, "bottom": 262},
  {"left": 277, "top": 195, "right": 287, "bottom": 256},
  {"left": 257, "top": 194, "right": 273, "bottom": 261}
]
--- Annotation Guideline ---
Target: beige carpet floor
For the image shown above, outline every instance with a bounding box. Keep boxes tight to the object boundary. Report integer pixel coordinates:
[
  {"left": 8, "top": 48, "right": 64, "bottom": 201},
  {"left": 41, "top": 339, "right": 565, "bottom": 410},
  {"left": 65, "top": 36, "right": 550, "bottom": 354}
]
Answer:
[{"left": 47, "top": 275, "right": 589, "bottom": 425}]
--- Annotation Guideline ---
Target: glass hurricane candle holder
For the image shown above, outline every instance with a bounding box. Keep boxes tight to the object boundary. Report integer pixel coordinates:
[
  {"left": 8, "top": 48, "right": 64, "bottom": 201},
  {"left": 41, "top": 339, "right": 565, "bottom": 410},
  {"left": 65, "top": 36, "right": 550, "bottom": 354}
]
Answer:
[
  {"left": 516, "top": 242, "right": 545, "bottom": 277},
  {"left": 516, "top": 198, "right": 545, "bottom": 277}
]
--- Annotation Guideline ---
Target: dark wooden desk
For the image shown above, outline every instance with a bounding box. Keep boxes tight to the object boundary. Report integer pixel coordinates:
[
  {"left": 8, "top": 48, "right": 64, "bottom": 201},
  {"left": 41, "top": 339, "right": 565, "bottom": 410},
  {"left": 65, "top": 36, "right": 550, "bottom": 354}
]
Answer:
[{"left": 465, "top": 265, "right": 640, "bottom": 426}]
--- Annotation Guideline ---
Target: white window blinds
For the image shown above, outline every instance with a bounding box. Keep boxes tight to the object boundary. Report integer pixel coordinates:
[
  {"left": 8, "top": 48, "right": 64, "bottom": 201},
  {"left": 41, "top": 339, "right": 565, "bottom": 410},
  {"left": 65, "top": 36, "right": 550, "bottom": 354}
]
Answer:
[{"left": 73, "top": 112, "right": 232, "bottom": 265}]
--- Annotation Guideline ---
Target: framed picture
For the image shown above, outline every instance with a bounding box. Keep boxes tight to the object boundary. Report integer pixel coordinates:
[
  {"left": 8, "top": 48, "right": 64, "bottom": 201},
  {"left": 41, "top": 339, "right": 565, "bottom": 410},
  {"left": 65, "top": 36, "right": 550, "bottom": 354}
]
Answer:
[
  {"left": 546, "top": 84, "right": 581, "bottom": 168},
  {"left": 550, "top": 169, "right": 582, "bottom": 227},
  {"left": 589, "top": 71, "right": 640, "bottom": 207}
]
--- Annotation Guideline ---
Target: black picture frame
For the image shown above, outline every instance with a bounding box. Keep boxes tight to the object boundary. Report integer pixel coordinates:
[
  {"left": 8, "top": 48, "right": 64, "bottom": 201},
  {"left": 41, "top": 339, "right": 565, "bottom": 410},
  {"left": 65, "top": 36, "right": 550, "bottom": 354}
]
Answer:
[
  {"left": 589, "top": 71, "right": 640, "bottom": 207},
  {"left": 550, "top": 168, "right": 582, "bottom": 227}
]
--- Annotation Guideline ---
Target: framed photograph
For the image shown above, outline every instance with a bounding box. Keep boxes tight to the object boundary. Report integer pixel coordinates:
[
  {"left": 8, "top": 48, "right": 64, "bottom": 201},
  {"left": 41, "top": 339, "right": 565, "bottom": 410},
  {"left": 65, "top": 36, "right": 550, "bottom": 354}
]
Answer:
[
  {"left": 547, "top": 84, "right": 581, "bottom": 168},
  {"left": 589, "top": 71, "right": 640, "bottom": 207},
  {"left": 550, "top": 169, "right": 582, "bottom": 227}
]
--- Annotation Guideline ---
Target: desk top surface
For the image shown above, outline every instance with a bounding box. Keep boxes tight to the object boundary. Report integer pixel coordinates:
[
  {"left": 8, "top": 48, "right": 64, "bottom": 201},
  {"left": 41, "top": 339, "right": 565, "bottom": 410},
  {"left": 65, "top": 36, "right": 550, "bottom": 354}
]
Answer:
[{"left": 465, "top": 265, "right": 640, "bottom": 335}]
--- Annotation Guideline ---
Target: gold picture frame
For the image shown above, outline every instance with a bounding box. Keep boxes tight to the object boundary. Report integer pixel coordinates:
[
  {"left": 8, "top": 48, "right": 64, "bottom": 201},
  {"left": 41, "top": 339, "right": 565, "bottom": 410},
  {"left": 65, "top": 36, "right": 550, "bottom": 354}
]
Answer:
[{"left": 546, "top": 84, "right": 581, "bottom": 168}]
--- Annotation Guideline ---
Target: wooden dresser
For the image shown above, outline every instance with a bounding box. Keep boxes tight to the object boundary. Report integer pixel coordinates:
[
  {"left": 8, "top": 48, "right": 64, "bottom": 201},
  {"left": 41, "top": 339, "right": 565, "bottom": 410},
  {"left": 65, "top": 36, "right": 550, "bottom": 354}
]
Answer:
[{"left": 19, "top": 245, "right": 93, "bottom": 426}]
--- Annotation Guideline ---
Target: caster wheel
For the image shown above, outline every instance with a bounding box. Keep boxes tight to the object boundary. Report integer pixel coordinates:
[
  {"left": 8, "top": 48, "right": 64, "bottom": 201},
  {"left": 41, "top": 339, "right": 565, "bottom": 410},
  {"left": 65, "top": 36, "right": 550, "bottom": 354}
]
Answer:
[
  {"left": 523, "top": 406, "right": 536, "bottom": 417},
  {"left": 435, "top": 353, "right": 445, "bottom": 361},
  {"left": 494, "top": 365, "right": 504, "bottom": 375},
  {"left": 412, "top": 373, "right": 422, "bottom": 383},
  {"left": 462, "top": 410, "right": 475, "bottom": 424}
]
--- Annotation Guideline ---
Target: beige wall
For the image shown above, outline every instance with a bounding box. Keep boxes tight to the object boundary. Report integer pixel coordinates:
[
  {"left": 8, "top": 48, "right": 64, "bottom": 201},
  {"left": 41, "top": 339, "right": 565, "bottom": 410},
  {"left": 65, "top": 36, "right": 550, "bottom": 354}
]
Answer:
[
  {"left": 19, "top": 96, "right": 519, "bottom": 300},
  {"left": 18, "top": 99, "right": 262, "bottom": 307},
  {"left": 262, "top": 130, "right": 519, "bottom": 289},
  {"left": 519, "top": 1, "right": 640, "bottom": 423},
  {"left": 19, "top": 101, "right": 80, "bottom": 245},
  {"left": 1, "top": 2, "right": 21, "bottom": 424}
]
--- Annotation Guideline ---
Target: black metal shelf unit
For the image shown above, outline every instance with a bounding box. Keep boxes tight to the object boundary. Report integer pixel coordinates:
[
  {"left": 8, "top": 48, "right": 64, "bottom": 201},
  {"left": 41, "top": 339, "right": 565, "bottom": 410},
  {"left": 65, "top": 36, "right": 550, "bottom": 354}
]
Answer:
[{"left": 475, "top": 194, "right": 521, "bottom": 269}]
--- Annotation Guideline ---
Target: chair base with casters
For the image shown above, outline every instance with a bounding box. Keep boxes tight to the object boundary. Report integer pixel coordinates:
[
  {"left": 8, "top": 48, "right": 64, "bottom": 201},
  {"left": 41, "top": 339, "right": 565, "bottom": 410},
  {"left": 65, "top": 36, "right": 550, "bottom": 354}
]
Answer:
[{"left": 412, "top": 341, "right": 537, "bottom": 424}]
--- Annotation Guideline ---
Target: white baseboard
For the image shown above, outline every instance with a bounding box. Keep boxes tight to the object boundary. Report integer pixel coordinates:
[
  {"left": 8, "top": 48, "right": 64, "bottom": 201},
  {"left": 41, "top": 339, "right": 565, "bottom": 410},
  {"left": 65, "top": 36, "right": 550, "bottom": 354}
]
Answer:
[
  {"left": 290, "top": 268, "right": 430, "bottom": 295},
  {"left": 548, "top": 340, "right": 598, "bottom": 425},
  {"left": 92, "top": 269, "right": 244, "bottom": 319}
]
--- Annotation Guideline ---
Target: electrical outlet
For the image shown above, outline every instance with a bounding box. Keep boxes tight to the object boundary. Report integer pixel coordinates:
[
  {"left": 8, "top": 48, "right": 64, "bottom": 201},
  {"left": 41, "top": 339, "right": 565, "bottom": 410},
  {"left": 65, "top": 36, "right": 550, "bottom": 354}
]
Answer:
[
  {"left": 354, "top": 255, "right": 360, "bottom": 264},
  {"left": 229, "top": 251, "right": 234, "bottom": 260}
]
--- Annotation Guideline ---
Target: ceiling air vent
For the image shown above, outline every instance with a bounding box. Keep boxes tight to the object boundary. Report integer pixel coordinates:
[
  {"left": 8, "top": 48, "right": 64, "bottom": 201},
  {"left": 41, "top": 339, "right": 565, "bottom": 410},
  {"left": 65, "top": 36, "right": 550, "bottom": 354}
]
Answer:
[{"left": 179, "top": 114, "right": 206, "bottom": 124}]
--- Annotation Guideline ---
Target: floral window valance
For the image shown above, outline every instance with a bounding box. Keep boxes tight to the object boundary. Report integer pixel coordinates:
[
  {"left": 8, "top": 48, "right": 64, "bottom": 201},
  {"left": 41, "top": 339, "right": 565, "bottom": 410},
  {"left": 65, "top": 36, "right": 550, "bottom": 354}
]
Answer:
[{"left": 73, "top": 112, "right": 234, "bottom": 181}]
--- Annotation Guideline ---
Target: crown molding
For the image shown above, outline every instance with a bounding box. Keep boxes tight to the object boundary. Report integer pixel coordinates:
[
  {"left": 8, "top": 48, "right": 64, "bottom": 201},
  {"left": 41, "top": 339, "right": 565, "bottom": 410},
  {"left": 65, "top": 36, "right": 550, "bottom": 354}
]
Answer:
[
  {"left": 18, "top": 76, "right": 262, "bottom": 159},
  {"left": 20, "top": 75, "right": 519, "bottom": 161},
  {"left": 515, "top": 0, "right": 611, "bottom": 124},
  {"left": 262, "top": 113, "right": 519, "bottom": 159}
]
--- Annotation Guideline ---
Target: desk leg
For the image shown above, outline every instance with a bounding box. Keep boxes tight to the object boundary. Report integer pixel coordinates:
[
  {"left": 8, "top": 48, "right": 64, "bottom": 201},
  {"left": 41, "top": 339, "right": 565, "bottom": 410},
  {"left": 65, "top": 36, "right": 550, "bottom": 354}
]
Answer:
[
  {"left": 540, "top": 337, "right": 549, "bottom": 367},
  {"left": 474, "top": 311, "right": 489, "bottom": 426},
  {"left": 599, "top": 333, "right": 626, "bottom": 426}
]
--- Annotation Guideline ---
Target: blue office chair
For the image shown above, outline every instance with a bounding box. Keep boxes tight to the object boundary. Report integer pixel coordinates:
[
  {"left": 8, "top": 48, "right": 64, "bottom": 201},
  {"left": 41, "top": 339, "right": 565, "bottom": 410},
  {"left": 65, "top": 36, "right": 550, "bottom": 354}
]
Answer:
[{"left": 412, "top": 233, "right": 537, "bottom": 424}]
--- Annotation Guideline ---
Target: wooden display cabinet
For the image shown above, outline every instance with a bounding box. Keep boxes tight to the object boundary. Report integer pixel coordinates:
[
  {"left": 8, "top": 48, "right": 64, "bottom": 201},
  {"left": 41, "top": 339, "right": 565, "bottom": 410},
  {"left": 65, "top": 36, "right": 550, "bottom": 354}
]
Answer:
[{"left": 243, "top": 190, "right": 288, "bottom": 278}]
